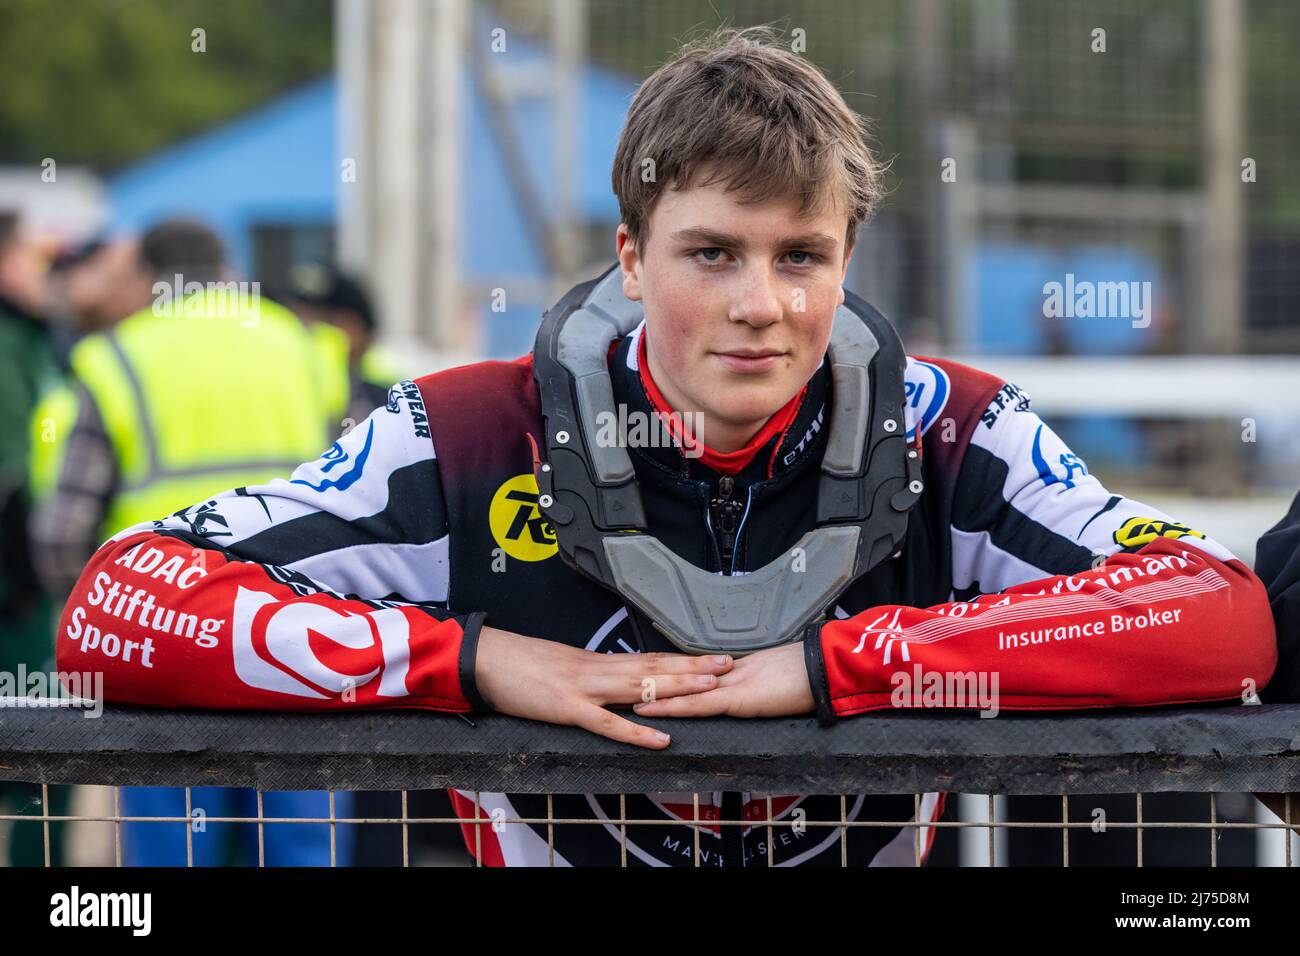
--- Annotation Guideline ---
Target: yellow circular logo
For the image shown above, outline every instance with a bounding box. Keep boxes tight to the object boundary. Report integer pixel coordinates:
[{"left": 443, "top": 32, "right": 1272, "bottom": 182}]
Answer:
[{"left": 488, "top": 473, "right": 558, "bottom": 562}]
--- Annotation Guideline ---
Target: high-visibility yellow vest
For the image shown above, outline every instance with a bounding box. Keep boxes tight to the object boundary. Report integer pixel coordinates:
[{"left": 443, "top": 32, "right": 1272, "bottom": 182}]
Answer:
[
  {"left": 28, "top": 385, "right": 78, "bottom": 503},
  {"left": 42, "top": 288, "right": 351, "bottom": 541},
  {"left": 357, "top": 343, "right": 407, "bottom": 390}
]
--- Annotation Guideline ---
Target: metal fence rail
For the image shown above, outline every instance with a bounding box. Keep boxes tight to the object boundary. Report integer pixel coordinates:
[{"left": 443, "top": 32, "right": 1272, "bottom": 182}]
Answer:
[
  {"left": 1, "top": 704, "right": 1297, "bottom": 867},
  {"left": 2, "top": 704, "right": 1298, "bottom": 793}
]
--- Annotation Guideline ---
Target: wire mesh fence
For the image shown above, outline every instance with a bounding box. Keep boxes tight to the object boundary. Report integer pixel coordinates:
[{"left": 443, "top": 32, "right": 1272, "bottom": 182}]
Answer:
[
  {"left": 4, "top": 788, "right": 1296, "bottom": 868},
  {"left": 492, "top": 0, "right": 1300, "bottom": 342},
  {"left": 2, "top": 703, "right": 1297, "bottom": 867}
]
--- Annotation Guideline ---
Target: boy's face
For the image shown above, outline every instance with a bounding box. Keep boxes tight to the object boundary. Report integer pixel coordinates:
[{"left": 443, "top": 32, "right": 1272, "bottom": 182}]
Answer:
[{"left": 616, "top": 177, "right": 852, "bottom": 452}]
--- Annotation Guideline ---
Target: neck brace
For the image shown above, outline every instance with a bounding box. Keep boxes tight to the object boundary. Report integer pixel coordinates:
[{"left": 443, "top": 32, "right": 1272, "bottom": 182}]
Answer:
[{"left": 532, "top": 264, "right": 923, "bottom": 656}]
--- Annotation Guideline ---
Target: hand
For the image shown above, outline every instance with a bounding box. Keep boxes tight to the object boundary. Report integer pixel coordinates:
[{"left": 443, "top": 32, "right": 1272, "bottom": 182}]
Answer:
[
  {"left": 631, "top": 640, "right": 814, "bottom": 719},
  {"left": 474, "top": 626, "right": 735, "bottom": 749}
]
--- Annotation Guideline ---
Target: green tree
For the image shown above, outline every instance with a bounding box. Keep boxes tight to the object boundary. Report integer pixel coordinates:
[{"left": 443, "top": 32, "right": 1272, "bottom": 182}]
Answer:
[{"left": 0, "top": 0, "right": 332, "bottom": 170}]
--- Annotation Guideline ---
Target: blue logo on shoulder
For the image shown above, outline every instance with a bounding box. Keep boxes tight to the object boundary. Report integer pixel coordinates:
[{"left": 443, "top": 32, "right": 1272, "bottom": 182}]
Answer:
[
  {"left": 1031, "top": 424, "right": 1088, "bottom": 490},
  {"left": 291, "top": 420, "right": 375, "bottom": 493},
  {"left": 904, "top": 359, "right": 950, "bottom": 441}
]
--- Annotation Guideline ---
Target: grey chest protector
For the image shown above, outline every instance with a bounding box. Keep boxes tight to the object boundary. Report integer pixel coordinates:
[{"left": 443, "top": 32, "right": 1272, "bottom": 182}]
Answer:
[{"left": 532, "top": 264, "right": 923, "bottom": 656}]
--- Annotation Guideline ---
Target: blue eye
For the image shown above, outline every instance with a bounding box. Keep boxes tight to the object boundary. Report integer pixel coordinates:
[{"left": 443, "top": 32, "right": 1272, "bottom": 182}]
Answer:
[
  {"left": 698, "top": 248, "right": 723, "bottom": 262},
  {"left": 787, "top": 250, "right": 820, "bottom": 265}
]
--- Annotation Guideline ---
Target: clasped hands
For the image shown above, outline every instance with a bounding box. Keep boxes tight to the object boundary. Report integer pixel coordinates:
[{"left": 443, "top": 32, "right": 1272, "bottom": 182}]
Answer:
[{"left": 474, "top": 626, "right": 815, "bottom": 750}]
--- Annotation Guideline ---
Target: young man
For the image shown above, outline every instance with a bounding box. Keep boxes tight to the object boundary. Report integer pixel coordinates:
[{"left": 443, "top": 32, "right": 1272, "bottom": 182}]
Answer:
[{"left": 57, "top": 28, "right": 1276, "bottom": 866}]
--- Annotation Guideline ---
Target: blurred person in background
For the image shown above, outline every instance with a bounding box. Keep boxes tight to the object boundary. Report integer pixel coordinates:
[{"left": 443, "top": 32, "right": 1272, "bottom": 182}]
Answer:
[
  {"left": 0, "top": 212, "right": 68, "bottom": 866},
  {"left": 278, "top": 261, "right": 405, "bottom": 424},
  {"left": 28, "top": 217, "right": 356, "bottom": 867},
  {"left": 30, "top": 236, "right": 152, "bottom": 514},
  {"left": 43, "top": 237, "right": 148, "bottom": 360}
]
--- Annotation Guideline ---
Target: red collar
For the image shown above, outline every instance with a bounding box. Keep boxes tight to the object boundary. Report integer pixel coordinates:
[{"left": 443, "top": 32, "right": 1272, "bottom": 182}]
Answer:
[{"left": 636, "top": 329, "right": 807, "bottom": 477}]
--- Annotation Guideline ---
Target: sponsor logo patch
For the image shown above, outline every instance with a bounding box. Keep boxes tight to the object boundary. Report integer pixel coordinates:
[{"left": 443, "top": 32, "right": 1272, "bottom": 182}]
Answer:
[
  {"left": 980, "top": 382, "right": 1032, "bottom": 429},
  {"left": 904, "top": 359, "right": 950, "bottom": 441},
  {"left": 1030, "top": 424, "right": 1088, "bottom": 490},
  {"left": 399, "top": 380, "right": 430, "bottom": 438},
  {"left": 488, "top": 473, "right": 558, "bottom": 562},
  {"left": 291, "top": 420, "right": 374, "bottom": 493},
  {"left": 231, "top": 586, "right": 411, "bottom": 700},
  {"left": 1112, "top": 516, "right": 1206, "bottom": 549}
]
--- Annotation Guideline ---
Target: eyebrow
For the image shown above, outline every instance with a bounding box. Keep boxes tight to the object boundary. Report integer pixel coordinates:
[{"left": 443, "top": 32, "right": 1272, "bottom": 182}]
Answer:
[{"left": 669, "top": 227, "right": 839, "bottom": 253}]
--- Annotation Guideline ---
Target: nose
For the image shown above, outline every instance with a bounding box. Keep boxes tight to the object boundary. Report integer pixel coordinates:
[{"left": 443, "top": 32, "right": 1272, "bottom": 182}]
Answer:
[{"left": 727, "top": 262, "right": 783, "bottom": 329}]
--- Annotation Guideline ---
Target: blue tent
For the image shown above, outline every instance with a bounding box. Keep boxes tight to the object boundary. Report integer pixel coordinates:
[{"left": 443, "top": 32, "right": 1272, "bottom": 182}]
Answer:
[{"left": 109, "top": 47, "right": 638, "bottom": 357}]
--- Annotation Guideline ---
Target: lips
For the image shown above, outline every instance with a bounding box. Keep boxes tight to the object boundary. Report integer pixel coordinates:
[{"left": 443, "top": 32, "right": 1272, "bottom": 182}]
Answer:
[
  {"left": 714, "top": 349, "right": 786, "bottom": 374},
  {"left": 720, "top": 349, "right": 783, "bottom": 359}
]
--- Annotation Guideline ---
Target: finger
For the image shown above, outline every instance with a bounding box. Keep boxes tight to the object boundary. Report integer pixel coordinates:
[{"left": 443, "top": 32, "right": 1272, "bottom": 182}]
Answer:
[
  {"left": 632, "top": 686, "right": 735, "bottom": 718},
  {"left": 574, "top": 705, "right": 672, "bottom": 750},
  {"left": 594, "top": 671, "right": 721, "bottom": 706},
  {"left": 604, "top": 651, "right": 734, "bottom": 676}
]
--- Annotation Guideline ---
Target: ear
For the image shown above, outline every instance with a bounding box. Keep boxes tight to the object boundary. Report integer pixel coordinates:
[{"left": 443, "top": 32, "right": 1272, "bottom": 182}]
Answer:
[{"left": 615, "top": 223, "right": 643, "bottom": 302}]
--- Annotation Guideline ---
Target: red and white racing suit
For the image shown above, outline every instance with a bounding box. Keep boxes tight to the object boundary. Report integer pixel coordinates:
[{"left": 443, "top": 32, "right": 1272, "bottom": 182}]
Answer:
[{"left": 55, "top": 314, "right": 1277, "bottom": 866}]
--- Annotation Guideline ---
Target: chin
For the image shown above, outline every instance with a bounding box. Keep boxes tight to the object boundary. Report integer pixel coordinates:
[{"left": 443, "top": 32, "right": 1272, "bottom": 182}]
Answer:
[{"left": 708, "top": 386, "right": 791, "bottom": 423}]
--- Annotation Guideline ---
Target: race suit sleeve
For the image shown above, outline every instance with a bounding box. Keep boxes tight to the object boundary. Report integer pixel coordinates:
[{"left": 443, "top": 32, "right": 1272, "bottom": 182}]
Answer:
[
  {"left": 54, "top": 379, "right": 492, "bottom": 714},
  {"left": 803, "top": 370, "right": 1277, "bottom": 724}
]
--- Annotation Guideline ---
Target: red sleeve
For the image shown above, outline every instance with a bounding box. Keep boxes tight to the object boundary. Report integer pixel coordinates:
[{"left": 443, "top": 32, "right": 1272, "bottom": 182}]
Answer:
[
  {"left": 56, "top": 530, "right": 482, "bottom": 713},
  {"left": 805, "top": 537, "right": 1277, "bottom": 722}
]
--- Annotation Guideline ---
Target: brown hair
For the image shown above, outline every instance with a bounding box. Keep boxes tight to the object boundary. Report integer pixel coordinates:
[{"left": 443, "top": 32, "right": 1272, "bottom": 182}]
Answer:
[
  {"left": 138, "top": 217, "right": 225, "bottom": 283},
  {"left": 611, "top": 25, "right": 885, "bottom": 255}
]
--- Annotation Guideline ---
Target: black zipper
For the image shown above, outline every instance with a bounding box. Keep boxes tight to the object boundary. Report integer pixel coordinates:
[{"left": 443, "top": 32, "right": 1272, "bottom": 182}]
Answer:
[
  {"left": 706, "top": 479, "right": 752, "bottom": 863},
  {"left": 708, "top": 475, "right": 746, "bottom": 574}
]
